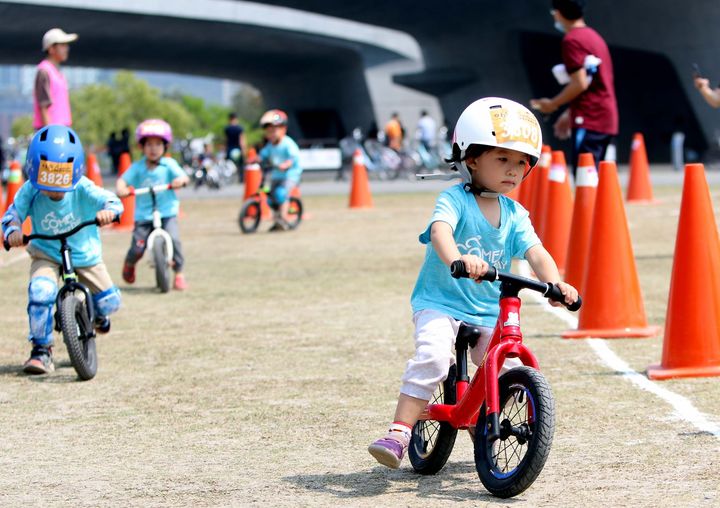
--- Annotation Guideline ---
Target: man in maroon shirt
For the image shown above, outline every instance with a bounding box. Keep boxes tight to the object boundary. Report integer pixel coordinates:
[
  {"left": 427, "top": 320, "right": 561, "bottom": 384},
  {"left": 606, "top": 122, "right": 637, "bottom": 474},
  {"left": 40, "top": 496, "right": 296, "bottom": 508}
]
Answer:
[{"left": 531, "top": 0, "right": 618, "bottom": 178}]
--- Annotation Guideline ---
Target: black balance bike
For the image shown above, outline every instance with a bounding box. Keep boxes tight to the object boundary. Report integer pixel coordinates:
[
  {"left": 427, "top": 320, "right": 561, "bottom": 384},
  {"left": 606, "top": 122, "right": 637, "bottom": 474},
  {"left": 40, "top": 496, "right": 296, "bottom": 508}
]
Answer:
[{"left": 4, "top": 217, "right": 118, "bottom": 380}]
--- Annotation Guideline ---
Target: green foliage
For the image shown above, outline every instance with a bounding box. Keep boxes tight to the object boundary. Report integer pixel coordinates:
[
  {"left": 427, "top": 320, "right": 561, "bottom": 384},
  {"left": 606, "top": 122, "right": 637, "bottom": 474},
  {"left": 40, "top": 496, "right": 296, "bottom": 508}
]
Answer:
[
  {"left": 10, "top": 115, "right": 32, "bottom": 138},
  {"left": 11, "top": 71, "right": 264, "bottom": 154}
]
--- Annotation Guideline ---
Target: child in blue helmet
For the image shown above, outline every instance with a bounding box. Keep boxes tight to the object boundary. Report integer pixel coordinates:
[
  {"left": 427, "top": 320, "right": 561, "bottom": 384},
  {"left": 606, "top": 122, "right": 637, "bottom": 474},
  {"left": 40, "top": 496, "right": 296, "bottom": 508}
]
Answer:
[
  {"left": 258, "top": 109, "right": 303, "bottom": 231},
  {"left": 1, "top": 125, "right": 123, "bottom": 374}
]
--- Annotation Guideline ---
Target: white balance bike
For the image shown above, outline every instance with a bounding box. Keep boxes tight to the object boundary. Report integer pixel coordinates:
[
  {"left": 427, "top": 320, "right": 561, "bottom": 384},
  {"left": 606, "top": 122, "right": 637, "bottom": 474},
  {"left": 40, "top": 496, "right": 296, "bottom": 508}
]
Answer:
[{"left": 129, "top": 184, "right": 175, "bottom": 293}]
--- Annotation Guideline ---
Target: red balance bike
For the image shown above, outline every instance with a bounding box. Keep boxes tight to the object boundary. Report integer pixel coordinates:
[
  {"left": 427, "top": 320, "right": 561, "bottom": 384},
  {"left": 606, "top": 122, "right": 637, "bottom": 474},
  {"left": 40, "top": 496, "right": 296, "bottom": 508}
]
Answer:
[{"left": 409, "top": 261, "right": 581, "bottom": 498}]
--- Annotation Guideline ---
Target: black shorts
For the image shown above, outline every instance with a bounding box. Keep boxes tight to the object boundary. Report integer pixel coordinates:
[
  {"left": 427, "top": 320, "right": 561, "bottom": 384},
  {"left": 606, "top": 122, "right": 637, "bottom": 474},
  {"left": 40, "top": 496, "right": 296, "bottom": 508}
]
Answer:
[{"left": 571, "top": 128, "right": 614, "bottom": 179}]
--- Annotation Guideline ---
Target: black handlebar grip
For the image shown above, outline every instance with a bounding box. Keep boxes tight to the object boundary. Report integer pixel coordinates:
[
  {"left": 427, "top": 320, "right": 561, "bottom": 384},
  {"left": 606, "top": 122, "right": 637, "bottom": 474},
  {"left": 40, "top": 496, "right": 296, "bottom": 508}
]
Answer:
[
  {"left": 450, "top": 260, "right": 468, "bottom": 278},
  {"left": 3, "top": 239, "right": 9, "bottom": 251},
  {"left": 112, "top": 215, "right": 121, "bottom": 224},
  {"left": 567, "top": 295, "right": 582, "bottom": 312},
  {"left": 450, "top": 260, "right": 497, "bottom": 281},
  {"left": 545, "top": 283, "right": 582, "bottom": 311}
]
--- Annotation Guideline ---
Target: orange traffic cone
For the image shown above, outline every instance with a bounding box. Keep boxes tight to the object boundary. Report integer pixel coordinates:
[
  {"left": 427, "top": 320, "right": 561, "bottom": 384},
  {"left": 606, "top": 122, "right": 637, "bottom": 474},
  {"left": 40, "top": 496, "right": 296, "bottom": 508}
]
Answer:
[
  {"left": 22, "top": 217, "right": 32, "bottom": 235},
  {"left": 542, "top": 151, "right": 573, "bottom": 273},
  {"left": 85, "top": 152, "right": 104, "bottom": 187},
  {"left": 529, "top": 147, "right": 551, "bottom": 239},
  {"left": 647, "top": 163, "right": 720, "bottom": 379},
  {"left": 243, "top": 162, "right": 262, "bottom": 200},
  {"left": 564, "top": 153, "right": 598, "bottom": 294},
  {"left": 563, "top": 160, "right": 660, "bottom": 338},
  {"left": 115, "top": 152, "right": 135, "bottom": 230},
  {"left": 349, "top": 149, "right": 373, "bottom": 208},
  {"left": 626, "top": 133, "right": 656, "bottom": 203},
  {"left": 4, "top": 161, "right": 23, "bottom": 214}
]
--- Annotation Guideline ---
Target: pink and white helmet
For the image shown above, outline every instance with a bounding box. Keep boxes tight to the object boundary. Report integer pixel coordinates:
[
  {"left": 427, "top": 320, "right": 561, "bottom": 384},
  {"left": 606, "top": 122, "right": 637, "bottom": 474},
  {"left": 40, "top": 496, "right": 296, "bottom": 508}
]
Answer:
[{"left": 135, "top": 119, "right": 173, "bottom": 144}]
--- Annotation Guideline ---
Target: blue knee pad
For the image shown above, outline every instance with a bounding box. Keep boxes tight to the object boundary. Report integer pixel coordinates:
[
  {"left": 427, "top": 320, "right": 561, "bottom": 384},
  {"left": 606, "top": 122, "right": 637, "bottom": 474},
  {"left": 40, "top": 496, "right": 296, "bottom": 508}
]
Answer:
[
  {"left": 272, "top": 185, "right": 289, "bottom": 205},
  {"left": 27, "top": 276, "right": 57, "bottom": 345},
  {"left": 92, "top": 286, "right": 121, "bottom": 317}
]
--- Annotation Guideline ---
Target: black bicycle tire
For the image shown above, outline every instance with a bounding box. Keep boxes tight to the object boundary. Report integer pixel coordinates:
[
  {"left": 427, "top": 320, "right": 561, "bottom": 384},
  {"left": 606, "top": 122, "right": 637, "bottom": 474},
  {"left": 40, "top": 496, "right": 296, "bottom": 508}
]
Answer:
[
  {"left": 286, "top": 197, "right": 303, "bottom": 230},
  {"left": 153, "top": 237, "right": 171, "bottom": 293},
  {"left": 60, "top": 294, "right": 97, "bottom": 381},
  {"left": 474, "top": 366, "right": 555, "bottom": 498},
  {"left": 238, "top": 199, "right": 261, "bottom": 234},
  {"left": 408, "top": 364, "right": 458, "bottom": 474}
]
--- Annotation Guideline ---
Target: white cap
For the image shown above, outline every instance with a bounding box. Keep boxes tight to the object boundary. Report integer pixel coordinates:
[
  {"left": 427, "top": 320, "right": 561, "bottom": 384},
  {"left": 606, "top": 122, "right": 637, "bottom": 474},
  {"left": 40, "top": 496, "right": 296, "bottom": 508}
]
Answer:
[{"left": 42, "top": 28, "right": 78, "bottom": 51}]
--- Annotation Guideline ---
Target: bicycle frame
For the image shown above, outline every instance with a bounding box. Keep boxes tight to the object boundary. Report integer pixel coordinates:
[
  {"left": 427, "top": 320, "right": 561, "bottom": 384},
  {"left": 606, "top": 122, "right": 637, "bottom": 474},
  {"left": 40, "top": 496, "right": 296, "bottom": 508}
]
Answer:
[
  {"left": 419, "top": 263, "right": 581, "bottom": 442},
  {"left": 132, "top": 185, "right": 174, "bottom": 266},
  {"left": 419, "top": 281, "right": 538, "bottom": 440}
]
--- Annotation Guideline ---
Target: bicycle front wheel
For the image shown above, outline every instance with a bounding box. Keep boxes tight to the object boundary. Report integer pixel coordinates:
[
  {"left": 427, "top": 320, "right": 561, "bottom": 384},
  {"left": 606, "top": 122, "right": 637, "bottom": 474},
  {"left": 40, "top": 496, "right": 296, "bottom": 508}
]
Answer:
[
  {"left": 238, "top": 198, "right": 261, "bottom": 234},
  {"left": 153, "top": 236, "right": 171, "bottom": 293},
  {"left": 474, "top": 366, "right": 555, "bottom": 498},
  {"left": 409, "top": 364, "right": 458, "bottom": 475},
  {"left": 286, "top": 197, "right": 303, "bottom": 230},
  {"left": 60, "top": 294, "right": 97, "bottom": 381}
]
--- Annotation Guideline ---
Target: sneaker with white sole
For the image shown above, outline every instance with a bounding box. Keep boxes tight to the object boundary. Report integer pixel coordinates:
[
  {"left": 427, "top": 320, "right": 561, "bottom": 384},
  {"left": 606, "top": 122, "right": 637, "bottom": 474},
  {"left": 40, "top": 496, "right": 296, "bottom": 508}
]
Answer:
[{"left": 368, "top": 429, "right": 410, "bottom": 469}]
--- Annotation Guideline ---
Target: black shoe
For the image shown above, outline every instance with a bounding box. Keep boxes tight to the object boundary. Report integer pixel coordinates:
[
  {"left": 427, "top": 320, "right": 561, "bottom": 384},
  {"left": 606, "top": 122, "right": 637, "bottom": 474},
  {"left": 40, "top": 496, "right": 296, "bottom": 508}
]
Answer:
[
  {"left": 94, "top": 316, "right": 111, "bottom": 334},
  {"left": 23, "top": 346, "right": 54, "bottom": 375}
]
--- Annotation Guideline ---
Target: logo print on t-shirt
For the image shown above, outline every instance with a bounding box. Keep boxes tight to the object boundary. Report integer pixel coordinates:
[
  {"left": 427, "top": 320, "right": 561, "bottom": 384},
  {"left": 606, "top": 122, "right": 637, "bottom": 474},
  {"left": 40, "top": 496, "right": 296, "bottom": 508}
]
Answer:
[{"left": 456, "top": 235, "right": 507, "bottom": 269}]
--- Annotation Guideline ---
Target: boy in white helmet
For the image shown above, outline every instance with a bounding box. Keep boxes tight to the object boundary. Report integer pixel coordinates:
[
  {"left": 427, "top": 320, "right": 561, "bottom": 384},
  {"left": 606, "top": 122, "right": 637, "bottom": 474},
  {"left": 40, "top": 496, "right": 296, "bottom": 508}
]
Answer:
[{"left": 368, "top": 97, "right": 578, "bottom": 469}]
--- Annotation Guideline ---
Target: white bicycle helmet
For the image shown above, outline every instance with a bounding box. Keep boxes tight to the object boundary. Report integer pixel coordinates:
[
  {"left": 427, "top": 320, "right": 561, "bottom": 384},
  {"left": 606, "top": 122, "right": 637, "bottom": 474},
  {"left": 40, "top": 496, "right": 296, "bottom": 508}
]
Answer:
[{"left": 450, "top": 97, "right": 542, "bottom": 185}]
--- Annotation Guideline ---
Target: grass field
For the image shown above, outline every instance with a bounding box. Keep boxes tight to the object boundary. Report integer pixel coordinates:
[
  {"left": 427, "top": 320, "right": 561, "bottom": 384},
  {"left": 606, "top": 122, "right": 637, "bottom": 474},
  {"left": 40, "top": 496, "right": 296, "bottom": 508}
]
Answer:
[{"left": 0, "top": 183, "right": 719, "bottom": 507}]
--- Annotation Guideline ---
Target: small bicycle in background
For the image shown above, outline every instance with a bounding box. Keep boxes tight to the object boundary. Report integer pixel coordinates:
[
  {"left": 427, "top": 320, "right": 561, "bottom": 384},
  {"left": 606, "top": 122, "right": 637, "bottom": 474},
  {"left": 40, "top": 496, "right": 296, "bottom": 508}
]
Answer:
[
  {"left": 409, "top": 261, "right": 581, "bottom": 498},
  {"left": 127, "top": 184, "right": 176, "bottom": 293},
  {"left": 238, "top": 169, "right": 303, "bottom": 234},
  {"left": 4, "top": 217, "right": 119, "bottom": 381}
]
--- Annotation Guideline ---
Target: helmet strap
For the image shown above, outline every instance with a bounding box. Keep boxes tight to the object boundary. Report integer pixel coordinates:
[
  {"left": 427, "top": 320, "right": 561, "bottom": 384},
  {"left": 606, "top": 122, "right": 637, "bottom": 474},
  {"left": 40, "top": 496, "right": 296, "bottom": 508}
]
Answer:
[{"left": 463, "top": 182, "right": 500, "bottom": 198}]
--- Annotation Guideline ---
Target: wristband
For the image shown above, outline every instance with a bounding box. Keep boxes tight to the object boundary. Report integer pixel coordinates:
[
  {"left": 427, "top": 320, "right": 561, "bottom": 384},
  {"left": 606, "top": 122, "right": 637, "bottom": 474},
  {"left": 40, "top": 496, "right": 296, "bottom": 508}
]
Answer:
[{"left": 3, "top": 225, "right": 20, "bottom": 241}]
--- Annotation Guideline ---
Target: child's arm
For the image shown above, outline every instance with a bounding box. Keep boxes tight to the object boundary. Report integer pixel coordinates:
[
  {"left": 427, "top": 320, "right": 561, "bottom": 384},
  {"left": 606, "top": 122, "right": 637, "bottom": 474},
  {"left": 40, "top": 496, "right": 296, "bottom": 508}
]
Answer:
[
  {"left": 430, "top": 221, "right": 488, "bottom": 281},
  {"left": 116, "top": 176, "right": 131, "bottom": 198},
  {"left": 171, "top": 173, "right": 189, "bottom": 189},
  {"left": 525, "top": 244, "right": 578, "bottom": 306}
]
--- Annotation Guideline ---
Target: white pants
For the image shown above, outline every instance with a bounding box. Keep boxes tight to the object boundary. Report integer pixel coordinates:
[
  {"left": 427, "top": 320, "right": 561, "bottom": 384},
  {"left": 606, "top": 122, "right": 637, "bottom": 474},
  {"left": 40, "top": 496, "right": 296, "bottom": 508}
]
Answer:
[{"left": 400, "top": 309, "right": 520, "bottom": 401}]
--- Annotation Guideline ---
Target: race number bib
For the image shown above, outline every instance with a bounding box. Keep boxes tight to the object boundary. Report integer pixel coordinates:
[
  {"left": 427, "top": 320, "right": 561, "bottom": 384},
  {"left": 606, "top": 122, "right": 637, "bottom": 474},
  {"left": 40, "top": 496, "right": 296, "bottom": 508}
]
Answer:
[
  {"left": 489, "top": 107, "right": 540, "bottom": 147},
  {"left": 37, "top": 160, "right": 73, "bottom": 190}
]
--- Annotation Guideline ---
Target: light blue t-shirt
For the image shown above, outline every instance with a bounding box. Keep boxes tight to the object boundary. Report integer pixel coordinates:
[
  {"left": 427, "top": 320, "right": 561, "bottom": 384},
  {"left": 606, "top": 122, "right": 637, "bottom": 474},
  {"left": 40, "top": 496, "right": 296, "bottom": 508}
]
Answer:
[
  {"left": 1, "top": 177, "right": 123, "bottom": 267},
  {"left": 259, "top": 136, "right": 303, "bottom": 183},
  {"left": 410, "top": 184, "right": 541, "bottom": 328},
  {"left": 120, "top": 157, "right": 185, "bottom": 221}
]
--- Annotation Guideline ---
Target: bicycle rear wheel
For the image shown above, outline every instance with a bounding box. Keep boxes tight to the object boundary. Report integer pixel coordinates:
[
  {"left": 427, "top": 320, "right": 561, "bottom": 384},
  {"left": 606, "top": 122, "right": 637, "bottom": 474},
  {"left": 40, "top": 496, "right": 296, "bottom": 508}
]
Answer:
[
  {"left": 239, "top": 198, "right": 261, "bottom": 234},
  {"left": 409, "top": 364, "right": 458, "bottom": 474},
  {"left": 474, "top": 366, "right": 555, "bottom": 498},
  {"left": 60, "top": 293, "right": 97, "bottom": 381},
  {"left": 286, "top": 197, "right": 303, "bottom": 230},
  {"left": 153, "top": 237, "right": 171, "bottom": 293}
]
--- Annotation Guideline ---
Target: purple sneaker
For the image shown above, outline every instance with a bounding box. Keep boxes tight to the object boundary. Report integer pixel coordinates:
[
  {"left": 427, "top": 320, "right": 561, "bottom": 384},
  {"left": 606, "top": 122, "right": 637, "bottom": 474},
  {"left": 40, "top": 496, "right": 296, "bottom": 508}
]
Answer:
[{"left": 368, "top": 433, "right": 409, "bottom": 469}]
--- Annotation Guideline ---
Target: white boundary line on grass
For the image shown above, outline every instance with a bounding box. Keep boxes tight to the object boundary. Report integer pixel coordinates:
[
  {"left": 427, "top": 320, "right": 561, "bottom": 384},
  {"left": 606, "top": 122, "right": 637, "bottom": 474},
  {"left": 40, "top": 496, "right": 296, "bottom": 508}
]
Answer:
[{"left": 518, "top": 262, "right": 720, "bottom": 440}]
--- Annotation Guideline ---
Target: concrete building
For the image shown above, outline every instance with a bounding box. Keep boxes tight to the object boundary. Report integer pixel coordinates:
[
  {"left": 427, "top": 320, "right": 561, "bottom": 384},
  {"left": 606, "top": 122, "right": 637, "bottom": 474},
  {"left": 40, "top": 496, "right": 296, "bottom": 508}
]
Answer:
[{"left": 1, "top": 0, "right": 719, "bottom": 161}]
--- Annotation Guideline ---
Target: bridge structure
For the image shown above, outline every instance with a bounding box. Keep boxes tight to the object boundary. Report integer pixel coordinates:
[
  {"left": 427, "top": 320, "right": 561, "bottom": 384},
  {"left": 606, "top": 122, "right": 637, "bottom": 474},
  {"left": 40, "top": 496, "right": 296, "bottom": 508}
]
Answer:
[{"left": 1, "top": 0, "right": 719, "bottom": 161}]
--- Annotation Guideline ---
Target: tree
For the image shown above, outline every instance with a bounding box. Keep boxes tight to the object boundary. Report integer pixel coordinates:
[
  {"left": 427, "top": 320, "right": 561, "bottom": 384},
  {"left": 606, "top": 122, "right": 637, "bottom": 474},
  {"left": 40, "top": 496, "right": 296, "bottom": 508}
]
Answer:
[{"left": 11, "top": 71, "right": 259, "bottom": 155}]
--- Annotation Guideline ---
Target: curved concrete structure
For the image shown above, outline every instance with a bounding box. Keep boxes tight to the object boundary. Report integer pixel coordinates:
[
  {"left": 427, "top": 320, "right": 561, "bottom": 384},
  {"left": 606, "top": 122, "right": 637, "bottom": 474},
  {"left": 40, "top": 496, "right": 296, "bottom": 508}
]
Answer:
[
  {"left": 0, "top": 0, "right": 437, "bottom": 140},
  {"left": 2, "top": 0, "right": 719, "bottom": 161}
]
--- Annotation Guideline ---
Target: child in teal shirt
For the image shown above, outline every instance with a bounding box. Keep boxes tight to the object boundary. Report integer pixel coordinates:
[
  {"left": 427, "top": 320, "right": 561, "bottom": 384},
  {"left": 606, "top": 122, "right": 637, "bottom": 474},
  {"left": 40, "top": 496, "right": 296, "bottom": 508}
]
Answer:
[
  {"left": 368, "top": 98, "right": 579, "bottom": 469},
  {"left": 2, "top": 125, "right": 122, "bottom": 374}
]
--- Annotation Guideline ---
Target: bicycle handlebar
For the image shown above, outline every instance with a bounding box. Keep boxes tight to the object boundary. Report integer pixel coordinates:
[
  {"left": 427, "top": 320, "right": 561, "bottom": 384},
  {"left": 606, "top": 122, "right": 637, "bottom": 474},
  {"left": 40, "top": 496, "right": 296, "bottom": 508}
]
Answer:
[
  {"left": 3, "top": 216, "right": 120, "bottom": 251},
  {"left": 128, "top": 184, "right": 173, "bottom": 196},
  {"left": 450, "top": 260, "right": 582, "bottom": 312}
]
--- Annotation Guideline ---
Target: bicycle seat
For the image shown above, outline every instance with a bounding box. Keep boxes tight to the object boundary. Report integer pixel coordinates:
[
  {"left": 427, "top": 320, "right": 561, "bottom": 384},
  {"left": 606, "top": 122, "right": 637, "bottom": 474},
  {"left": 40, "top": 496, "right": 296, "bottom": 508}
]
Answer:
[{"left": 456, "top": 322, "right": 482, "bottom": 349}]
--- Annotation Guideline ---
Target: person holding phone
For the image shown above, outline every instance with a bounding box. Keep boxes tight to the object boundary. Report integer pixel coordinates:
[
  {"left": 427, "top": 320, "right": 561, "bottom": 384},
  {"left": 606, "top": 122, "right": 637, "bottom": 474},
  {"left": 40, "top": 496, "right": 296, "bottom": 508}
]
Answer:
[{"left": 693, "top": 64, "right": 720, "bottom": 108}]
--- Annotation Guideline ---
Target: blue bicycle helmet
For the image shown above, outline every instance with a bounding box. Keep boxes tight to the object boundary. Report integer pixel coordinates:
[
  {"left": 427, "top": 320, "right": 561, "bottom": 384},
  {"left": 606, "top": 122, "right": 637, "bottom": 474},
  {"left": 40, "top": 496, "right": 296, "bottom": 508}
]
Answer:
[{"left": 26, "top": 124, "right": 85, "bottom": 192}]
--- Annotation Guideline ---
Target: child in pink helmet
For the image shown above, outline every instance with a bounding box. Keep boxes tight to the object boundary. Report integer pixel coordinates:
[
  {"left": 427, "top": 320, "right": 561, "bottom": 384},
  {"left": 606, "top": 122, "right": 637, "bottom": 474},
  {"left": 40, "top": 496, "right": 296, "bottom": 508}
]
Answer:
[{"left": 116, "top": 119, "right": 190, "bottom": 290}]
